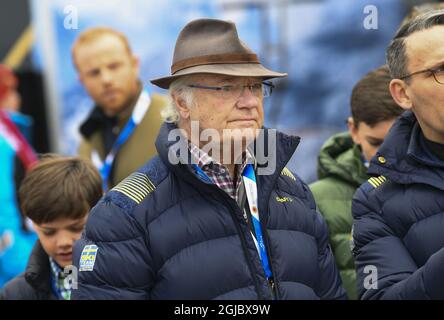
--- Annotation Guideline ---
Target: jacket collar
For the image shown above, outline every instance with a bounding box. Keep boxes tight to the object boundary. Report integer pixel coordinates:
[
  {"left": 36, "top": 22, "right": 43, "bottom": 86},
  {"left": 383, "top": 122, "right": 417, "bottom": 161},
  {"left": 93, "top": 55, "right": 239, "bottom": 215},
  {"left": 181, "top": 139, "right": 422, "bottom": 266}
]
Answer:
[
  {"left": 369, "top": 111, "right": 444, "bottom": 190},
  {"left": 155, "top": 122, "right": 301, "bottom": 198},
  {"left": 24, "top": 240, "right": 52, "bottom": 294}
]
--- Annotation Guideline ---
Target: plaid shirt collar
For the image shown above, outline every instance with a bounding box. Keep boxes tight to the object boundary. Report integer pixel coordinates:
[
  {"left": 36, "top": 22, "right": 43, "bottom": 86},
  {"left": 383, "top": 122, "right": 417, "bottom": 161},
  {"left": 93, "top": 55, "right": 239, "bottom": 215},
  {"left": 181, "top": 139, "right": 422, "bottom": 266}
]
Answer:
[
  {"left": 49, "top": 257, "right": 71, "bottom": 300},
  {"left": 189, "top": 142, "right": 256, "bottom": 201}
]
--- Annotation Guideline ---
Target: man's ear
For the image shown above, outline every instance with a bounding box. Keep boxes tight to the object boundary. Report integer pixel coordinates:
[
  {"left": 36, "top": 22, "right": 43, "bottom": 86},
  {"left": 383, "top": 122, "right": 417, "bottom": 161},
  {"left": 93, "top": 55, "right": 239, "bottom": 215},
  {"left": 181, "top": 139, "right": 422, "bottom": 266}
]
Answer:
[
  {"left": 75, "top": 60, "right": 85, "bottom": 85},
  {"left": 132, "top": 55, "right": 140, "bottom": 66},
  {"left": 72, "top": 50, "right": 84, "bottom": 84},
  {"left": 172, "top": 92, "right": 191, "bottom": 120},
  {"left": 77, "top": 74, "right": 84, "bottom": 85},
  {"left": 131, "top": 55, "right": 140, "bottom": 73},
  {"left": 348, "top": 117, "right": 361, "bottom": 145},
  {"left": 389, "top": 79, "right": 413, "bottom": 110}
]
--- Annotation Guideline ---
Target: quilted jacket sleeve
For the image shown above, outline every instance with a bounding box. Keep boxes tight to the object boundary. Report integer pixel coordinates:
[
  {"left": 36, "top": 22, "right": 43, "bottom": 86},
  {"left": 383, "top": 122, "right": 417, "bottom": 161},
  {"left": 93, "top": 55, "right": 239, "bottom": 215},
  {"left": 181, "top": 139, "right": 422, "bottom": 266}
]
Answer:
[
  {"left": 314, "top": 211, "right": 348, "bottom": 300},
  {"left": 71, "top": 197, "right": 154, "bottom": 300},
  {"left": 352, "top": 185, "right": 444, "bottom": 300},
  {"left": 304, "top": 181, "right": 348, "bottom": 300}
]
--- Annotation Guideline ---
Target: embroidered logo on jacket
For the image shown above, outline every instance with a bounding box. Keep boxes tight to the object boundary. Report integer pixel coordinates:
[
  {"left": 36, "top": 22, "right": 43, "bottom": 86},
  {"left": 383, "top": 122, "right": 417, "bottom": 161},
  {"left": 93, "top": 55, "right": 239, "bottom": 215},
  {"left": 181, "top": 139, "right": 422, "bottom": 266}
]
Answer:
[
  {"left": 276, "top": 196, "right": 293, "bottom": 203},
  {"left": 112, "top": 172, "right": 156, "bottom": 204},
  {"left": 79, "top": 245, "right": 99, "bottom": 272}
]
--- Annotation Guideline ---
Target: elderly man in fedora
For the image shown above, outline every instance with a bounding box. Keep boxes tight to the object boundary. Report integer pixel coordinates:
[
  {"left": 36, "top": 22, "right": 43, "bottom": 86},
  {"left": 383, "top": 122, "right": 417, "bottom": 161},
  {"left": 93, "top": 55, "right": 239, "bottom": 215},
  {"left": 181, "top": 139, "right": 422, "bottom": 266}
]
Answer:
[{"left": 72, "top": 18, "right": 346, "bottom": 300}]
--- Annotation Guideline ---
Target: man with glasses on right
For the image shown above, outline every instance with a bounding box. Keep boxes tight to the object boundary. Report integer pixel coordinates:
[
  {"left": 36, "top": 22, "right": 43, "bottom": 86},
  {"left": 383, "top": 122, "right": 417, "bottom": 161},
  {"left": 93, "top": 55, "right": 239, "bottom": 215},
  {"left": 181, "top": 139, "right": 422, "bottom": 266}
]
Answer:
[{"left": 352, "top": 10, "right": 444, "bottom": 299}]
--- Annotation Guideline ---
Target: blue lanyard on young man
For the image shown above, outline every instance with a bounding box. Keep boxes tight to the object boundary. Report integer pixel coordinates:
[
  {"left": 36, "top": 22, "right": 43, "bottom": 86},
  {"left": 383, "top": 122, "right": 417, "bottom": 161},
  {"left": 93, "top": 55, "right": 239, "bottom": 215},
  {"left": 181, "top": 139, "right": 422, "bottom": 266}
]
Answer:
[
  {"left": 92, "top": 89, "right": 151, "bottom": 191},
  {"left": 192, "top": 163, "right": 273, "bottom": 280}
]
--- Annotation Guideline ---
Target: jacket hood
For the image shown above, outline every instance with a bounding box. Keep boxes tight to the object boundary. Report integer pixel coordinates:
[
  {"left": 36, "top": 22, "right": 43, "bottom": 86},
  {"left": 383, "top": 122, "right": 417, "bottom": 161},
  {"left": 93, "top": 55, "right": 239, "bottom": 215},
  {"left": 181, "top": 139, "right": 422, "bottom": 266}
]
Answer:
[{"left": 317, "top": 131, "right": 368, "bottom": 186}]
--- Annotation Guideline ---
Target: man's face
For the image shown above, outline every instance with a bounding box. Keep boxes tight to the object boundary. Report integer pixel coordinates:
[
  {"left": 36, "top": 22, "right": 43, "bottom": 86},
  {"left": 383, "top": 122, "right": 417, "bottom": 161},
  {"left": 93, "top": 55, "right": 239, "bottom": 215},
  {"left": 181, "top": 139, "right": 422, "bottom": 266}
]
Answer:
[
  {"left": 402, "top": 25, "right": 444, "bottom": 143},
  {"left": 34, "top": 215, "right": 88, "bottom": 268},
  {"left": 178, "top": 74, "right": 264, "bottom": 152},
  {"left": 349, "top": 117, "right": 396, "bottom": 162},
  {"left": 74, "top": 34, "right": 139, "bottom": 117}
]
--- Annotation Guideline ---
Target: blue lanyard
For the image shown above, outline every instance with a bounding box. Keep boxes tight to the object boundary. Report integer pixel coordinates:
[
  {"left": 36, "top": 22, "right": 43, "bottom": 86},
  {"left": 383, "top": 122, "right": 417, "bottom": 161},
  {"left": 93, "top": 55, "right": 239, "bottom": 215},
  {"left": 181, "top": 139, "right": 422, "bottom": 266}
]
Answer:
[
  {"left": 193, "top": 163, "right": 273, "bottom": 279},
  {"left": 242, "top": 164, "right": 273, "bottom": 279},
  {"left": 94, "top": 89, "right": 150, "bottom": 191},
  {"left": 192, "top": 164, "right": 213, "bottom": 184}
]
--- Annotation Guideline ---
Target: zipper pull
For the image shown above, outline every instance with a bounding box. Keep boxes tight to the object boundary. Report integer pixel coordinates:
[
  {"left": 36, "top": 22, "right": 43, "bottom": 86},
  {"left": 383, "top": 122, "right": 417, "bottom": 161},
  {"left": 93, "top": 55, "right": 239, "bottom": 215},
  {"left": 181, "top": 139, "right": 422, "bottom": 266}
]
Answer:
[{"left": 268, "top": 278, "right": 276, "bottom": 299}]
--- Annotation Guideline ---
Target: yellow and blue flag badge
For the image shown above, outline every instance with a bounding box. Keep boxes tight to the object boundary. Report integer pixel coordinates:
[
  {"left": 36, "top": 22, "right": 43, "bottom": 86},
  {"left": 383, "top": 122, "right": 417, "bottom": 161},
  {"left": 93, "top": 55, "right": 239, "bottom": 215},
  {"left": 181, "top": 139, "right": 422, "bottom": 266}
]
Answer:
[{"left": 79, "top": 245, "right": 98, "bottom": 272}]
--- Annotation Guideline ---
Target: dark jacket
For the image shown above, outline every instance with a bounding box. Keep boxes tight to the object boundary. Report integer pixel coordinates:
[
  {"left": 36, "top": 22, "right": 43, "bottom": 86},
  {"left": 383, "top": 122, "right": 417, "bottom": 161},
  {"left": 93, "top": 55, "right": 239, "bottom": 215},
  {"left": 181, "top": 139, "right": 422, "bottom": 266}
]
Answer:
[
  {"left": 72, "top": 123, "right": 347, "bottom": 300},
  {"left": 0, "top": 241, "right": 57, "bottom": 300},
  {"left": 352, "top": 111, "right": 444, "bottom": 299},
  {"left": 310, "top": 132, "right": 368, "bottom": 299}
]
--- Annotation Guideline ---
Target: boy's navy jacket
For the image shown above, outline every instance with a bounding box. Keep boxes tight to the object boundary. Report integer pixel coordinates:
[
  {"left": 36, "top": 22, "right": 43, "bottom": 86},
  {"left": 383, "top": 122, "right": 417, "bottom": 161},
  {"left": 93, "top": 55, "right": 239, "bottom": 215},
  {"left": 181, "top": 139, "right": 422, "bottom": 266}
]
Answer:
[
  {"left": 352, "top": 111, "right": 444, "bottom": 299},
  {"left": 72, "top": 123, "right": 346, "bottom": 300},
  {"left": 0, "top": 241, "right": 57, "bottom": 300}
]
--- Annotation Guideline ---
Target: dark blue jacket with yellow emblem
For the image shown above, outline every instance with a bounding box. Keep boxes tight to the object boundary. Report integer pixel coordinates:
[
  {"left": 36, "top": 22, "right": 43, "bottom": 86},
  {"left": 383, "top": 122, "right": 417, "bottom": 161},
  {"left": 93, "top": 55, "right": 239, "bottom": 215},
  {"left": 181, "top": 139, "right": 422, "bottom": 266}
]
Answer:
[
  {"left": 72, "top": 123, "right": 346, "bottom": 300},
  {"left": 352, "top": 111, "right": 444, "bottom": 299}
]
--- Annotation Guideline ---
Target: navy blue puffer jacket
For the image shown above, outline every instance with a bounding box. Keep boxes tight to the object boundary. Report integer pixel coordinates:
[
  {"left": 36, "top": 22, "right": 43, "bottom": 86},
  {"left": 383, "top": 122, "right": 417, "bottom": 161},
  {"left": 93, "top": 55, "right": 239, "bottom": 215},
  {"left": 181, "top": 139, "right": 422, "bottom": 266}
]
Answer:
[
  {"left": 72, "top": 123, "right": 346, "bottom": 300},
  {"left": 352, "top": 111, "right": 444, "bottom": 299}
]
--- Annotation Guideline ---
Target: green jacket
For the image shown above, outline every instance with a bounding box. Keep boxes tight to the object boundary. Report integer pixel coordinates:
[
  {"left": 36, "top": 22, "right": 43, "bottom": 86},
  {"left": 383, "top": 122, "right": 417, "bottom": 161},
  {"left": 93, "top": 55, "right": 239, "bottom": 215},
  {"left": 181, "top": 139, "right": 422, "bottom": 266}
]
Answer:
[{"left": 309, "top": 132, "right": 368, "bottom": 300}]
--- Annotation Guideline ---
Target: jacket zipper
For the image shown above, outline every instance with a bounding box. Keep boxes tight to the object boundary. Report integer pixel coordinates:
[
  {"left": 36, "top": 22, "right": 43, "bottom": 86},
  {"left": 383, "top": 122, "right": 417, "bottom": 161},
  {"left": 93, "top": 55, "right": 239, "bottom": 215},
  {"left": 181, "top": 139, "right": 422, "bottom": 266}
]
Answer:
[
  {"left": 218, "top": 193, "right": 267, "bottom": 300},
  {"left": 242, "top": 196, "right": 277, "bottom": 300},
  {"left": 183, "top": 166, "right": 274, "bottom": 299},
  {"left": 256, "top": 176, "right": 283, "bottom": 300},
  {"left": 261, "top": 220, "right": 279, "bottom": 299}
]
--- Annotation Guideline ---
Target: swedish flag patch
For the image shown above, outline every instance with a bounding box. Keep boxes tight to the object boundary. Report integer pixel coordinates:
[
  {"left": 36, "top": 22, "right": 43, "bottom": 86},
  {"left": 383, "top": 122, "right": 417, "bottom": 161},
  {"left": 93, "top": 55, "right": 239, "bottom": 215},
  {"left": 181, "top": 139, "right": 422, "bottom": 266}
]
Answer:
[
  {"left": 281, "top": 167, "right": 296, "bottom": 181},
  {"left": 79, "top": 245, "right": 98, "bottom": 272},
  {"left": 367, "top": 175, "right": 387, "bottom": 189},
  {"left": 112, "top": 172, "right": 155, "bottom": 204}
]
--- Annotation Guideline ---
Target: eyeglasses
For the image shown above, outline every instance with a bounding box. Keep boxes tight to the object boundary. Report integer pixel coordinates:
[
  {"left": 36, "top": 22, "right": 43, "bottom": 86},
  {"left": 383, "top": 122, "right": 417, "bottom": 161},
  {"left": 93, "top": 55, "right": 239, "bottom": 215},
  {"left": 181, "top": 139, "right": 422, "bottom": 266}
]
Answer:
[
  {"left": 187, "top": 81, "right": 274, "bottom": 99},
  {"left": 399, "top": 63, "right": 444, "bottom": 84}
]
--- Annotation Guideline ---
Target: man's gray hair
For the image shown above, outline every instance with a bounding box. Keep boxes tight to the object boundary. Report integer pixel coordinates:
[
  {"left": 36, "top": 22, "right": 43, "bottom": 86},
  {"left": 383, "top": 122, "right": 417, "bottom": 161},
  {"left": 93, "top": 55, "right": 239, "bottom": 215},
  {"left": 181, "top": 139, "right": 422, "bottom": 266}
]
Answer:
[
  {"left": 161, "top": 75, "right": 195, "bottom": 124},
  {"left": 386, "top": 9, "right": 444, "bottom": 80}
]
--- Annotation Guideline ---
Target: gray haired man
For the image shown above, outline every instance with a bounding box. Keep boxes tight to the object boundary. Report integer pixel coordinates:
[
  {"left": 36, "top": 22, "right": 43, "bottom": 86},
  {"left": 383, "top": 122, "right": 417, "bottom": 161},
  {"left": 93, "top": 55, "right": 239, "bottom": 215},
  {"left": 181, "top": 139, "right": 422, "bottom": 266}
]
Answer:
[{"left": 72, "top": 18, "right": 346, "bottom": 300}]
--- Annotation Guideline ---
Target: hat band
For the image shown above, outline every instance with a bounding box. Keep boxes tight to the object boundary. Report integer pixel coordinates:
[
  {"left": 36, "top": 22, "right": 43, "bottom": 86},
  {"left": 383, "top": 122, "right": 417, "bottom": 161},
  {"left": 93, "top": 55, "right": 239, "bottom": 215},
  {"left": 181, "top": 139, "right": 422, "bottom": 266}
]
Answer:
[{"left": 171, "top": 53, "right": 259, "bottom": 74}]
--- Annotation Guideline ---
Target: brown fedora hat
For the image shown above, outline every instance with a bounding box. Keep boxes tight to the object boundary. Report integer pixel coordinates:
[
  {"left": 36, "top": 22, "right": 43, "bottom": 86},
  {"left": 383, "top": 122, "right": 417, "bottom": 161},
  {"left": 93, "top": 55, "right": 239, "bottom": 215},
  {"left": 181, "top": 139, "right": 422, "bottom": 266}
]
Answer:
[{"left": 150, "top": 18, "right": 287, "bottom": 89}]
